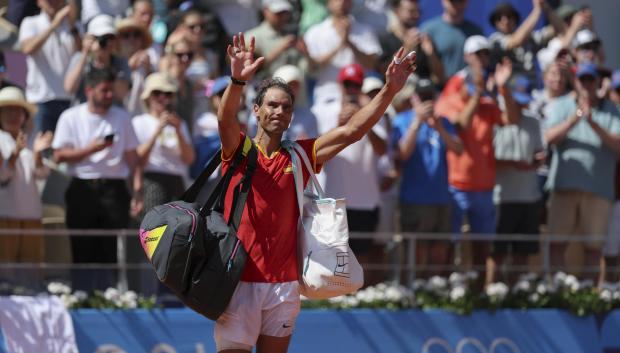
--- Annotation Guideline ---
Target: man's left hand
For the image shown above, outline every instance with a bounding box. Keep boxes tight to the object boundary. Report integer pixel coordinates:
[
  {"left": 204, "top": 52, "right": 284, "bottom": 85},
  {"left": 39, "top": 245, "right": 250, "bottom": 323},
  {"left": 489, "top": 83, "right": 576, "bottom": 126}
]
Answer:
[{"left": 385, "top": 47, "right": 417, "bottom": 94}]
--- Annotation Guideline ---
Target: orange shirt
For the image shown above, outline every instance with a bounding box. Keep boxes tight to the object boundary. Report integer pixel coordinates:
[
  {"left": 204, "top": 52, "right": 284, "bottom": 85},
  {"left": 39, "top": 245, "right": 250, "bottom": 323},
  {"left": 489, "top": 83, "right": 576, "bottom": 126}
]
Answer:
[
  {"left": 222, "top": 134, "right": 320, "bottom": 282},
  {"left": 435, "top": 93, "right": 502, "bottom": 191}
]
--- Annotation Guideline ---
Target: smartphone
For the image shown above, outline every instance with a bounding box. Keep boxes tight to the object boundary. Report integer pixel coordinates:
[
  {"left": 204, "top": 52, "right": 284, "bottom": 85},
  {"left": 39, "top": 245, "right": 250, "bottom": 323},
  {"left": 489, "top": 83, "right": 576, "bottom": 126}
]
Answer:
[
  {"left": 41, "top": 147, "right": 53, "bottom": 159},
  {"left": 104, "top": 133, "right": 115, "bottom": 143}
]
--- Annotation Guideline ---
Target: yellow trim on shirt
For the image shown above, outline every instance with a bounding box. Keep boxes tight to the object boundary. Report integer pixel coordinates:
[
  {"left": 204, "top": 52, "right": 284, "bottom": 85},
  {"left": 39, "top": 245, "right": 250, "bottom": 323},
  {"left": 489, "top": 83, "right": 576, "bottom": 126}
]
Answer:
[{"left": 256, "top": 143, "right": 281, "bottom": 159}]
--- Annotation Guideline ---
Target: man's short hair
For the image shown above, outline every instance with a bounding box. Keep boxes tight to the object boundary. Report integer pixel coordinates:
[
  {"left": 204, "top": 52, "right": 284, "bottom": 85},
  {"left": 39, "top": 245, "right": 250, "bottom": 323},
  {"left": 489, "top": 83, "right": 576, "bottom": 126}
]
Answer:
[
  {"left": 85, "top": 67, "right": 117, "bottom": 88},
  {"left": 253, "top": 78, "right": 295, "bottom": 107}
]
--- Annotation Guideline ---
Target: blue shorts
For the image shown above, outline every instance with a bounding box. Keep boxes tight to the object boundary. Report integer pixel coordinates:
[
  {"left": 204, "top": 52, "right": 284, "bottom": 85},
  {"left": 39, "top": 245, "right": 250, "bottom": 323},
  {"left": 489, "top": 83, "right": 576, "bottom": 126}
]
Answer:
[{"left": 449, "top": 187, "right": 496, "bottom": 234}]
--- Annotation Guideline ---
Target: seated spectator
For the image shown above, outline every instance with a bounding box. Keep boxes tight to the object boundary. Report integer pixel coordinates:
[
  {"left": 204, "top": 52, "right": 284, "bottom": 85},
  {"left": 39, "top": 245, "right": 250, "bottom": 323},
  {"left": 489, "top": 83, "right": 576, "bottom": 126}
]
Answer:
[
  {"left": 246, "top": 0, "right": 310, "bottom": 83},
  {"left": 304, "top": 0, "right": 382, "bottom": 104},
  {"left": 274, "top": 65, "right": 318, "bottom": 140},
  {"left": 435, "top": 35, "right": 519, "bottom": 286},
  {"left": 133, "top": 72, "right": 195, "bottom": 217},
  {"left": 52, "top": 67, "right": 143, "bottom": 291},
  {"left": 489, "top": 75, "right": 545, "bottom": 284},
  {"left": 380, "top": 0, "right": 444, "bottom": 84},
  {"left": 392, "top": 78, "right": 463, "bottom": 276},
  {"left": 116, "top": 17, "right": 154, "bottom": 115},
  {"left": 64, "top": 15, "right": 131, "bottom": 105},
  {"left": 544, "top": 63, "right": 620, "bottom": 286},
  {"left": 160, "top": 36, "right": 195, "bottom": 133},
  {"left": 0, "top": 87, "right": 51, "bottom": 288},
  {"left": 488, "top": 0, "right": 564, "bottom": 84},
  {"left": 19, "top": 0, "right": 77, "bottom": 134},
  {"left": 420, "top": 0, "right": 482, "bottom": 81}
]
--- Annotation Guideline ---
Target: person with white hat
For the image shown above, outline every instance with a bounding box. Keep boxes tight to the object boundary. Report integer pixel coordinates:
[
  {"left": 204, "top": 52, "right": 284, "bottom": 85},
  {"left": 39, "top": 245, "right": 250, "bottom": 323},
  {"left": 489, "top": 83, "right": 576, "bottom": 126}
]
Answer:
[
  {"left": 52, "top": 67, "right": 143, "bottom": 291},
  {"left": 18, "top": 0, "right": 77, "bottom": 135},
  {"left": 572, "top": 29, "right": 603, "bottom": 65},
  {"left": 131, "top": 72, "right": 195, "bottom": 219},
  {"left": 0, "top": 86, "right": 52, "bottom": 287},
  {"left": 64, "top": 14, "right": 131, "bottom": 105}
]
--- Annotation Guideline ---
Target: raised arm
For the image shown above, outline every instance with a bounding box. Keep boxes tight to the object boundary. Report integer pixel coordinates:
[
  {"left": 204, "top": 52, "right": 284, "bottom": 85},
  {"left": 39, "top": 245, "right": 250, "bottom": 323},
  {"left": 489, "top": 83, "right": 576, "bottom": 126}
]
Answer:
[
  {"left": 315, "top": 48, "right": 416, "bottom": 164},
  {"left": 495, "top": 58, "right": 520, "bottom": 125},
  {"left": 20, "top": 5, "right": 71, "bottom": 55},
  {"left": 217, "top": 34, "right": 264, "bottom": 158},
  {"left": 504, "top": 0, "right": 543, "bottom": 50}
]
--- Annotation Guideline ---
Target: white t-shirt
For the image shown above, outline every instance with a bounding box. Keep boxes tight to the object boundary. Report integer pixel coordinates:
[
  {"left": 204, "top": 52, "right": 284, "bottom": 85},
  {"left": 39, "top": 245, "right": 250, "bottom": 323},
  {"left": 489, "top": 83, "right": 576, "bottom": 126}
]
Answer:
[
  {"left": 312, "top": 97, "right": 387, "bottom": 210},
  {"left": 52, "top": 104, "right": 139, "bottom": 179},
  {"left": 304, "top": 16, "right": 382, "bottom": 104},
  {"left": 132, "top": 113, "right": 192, "bottom": 177},
  {"left": 80, "top": 0, "right": 130, "bottom": 24},
  {"left": 0, "top": 131, "right": 48, "bottom": 219},
  {"left": 18, "top": 13, "right": 75, "bottom": 103}
]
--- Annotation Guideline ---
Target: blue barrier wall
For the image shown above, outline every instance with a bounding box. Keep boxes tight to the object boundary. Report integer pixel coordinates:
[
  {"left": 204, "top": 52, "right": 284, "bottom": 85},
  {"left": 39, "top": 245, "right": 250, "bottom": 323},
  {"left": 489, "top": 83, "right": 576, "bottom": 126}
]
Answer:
[{"left": 2, "top": 309, "right": 620, "bottom": 352}]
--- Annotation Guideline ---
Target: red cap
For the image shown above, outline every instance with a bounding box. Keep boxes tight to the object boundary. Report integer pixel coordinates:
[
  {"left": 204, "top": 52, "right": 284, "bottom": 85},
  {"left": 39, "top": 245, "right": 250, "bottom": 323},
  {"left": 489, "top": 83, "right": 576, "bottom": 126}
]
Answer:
[{"left": 338, "top": 64, "right": 364, "bottom": 85}]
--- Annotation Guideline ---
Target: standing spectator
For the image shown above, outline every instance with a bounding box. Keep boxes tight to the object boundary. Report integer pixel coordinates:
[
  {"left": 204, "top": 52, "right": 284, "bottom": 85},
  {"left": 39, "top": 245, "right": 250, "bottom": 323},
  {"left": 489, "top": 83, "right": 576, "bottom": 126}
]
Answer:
[
  {"left": 489, "top": 75, "right": 545, "bottom": 284},
  {"left": 392, "top": 78, "right": 463, "bottom": 276},
  {"left": 52, "top": 68, "right": 143, "bottom": 291},
  {"left": 132, "top": 72, "right": 195, "bottom": 217},
  {"left": 530, "top": 61, "right": 569, "bottom": 124},
  {"left": 488, "top": 0, "right": 564, "bottom": 84},
  {"left": 544, "top": 63, "right": 620, "bottom": 285},
  {"left": 571, "top": 29, "right": 604, "bottom": 66},
  {"left": 80, "top": 0, "right": 130, "bottom": 25},
  {"left": 64, "top": 15, "right": 131, "bottom": 105},
  {"left": 19, "top": 0, "right": 77, "bottom": 134},
  {"left": 304, "top": 0, "right": 382, "bottom": 104},
  {"left": 379, "top": 0, "right": 444, "bottom": 84},
  {"left": 246, "top": 0, "right": 309, "bottom": 83},
  {"left": 131, "top": 0, "right": 161, "bottom": 69},
  {"left": 435, "top": 36, "right": 519, "bottom": 286},
  {"left": 160, "top": 36, "right": 195, "bottom": 133},
  {"left": 314, "top": 63, "right": 387, "bottom": 269},
  {"left": 274, "top": 65, "right": 318, "bottom": 140},
  {"left": 0, "top": 87, "right": 51, "bottom": 288},
  {"left": 420, "top": 0, "right": 482, "bottom": 81}
]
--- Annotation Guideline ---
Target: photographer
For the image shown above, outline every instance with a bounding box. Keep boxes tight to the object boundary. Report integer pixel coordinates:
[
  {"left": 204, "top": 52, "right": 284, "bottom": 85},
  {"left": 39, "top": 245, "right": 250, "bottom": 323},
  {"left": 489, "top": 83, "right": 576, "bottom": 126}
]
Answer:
[
  {"left": 64, "top": 14, "right": 131, "bottom": 105},
  {"left": 392, "top": 78, "right": 463, "bottom": 276}
]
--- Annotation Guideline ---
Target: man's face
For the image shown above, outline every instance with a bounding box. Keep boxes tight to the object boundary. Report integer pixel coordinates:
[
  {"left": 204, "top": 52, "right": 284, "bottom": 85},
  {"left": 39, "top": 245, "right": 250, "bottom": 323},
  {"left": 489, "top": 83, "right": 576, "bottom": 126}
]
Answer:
[
  {"left": 87, "top": 81, "right": 115, "bottom": 111},
  {"left": 263, "top": 9, "right": 291, "bottom": 31},
  {"left": 328, "top": 0, "right": 352, "bottom": 17},
  {"left": 465, "top": 49, "right": 490, "bottom": 70},
  {"left": 575, "top": 74, "right": 599, "bottom": 99},
  {"left": 254, "top": 87, "right": 293, "bottom": 135},
  {"left": 133, "top": 1, "right": 154, "bottom": 27},
  {"left": 442, "top": 0, "right": 467, "bottom": 17},
  {"left": 341, "top": 80, "right": 362, "bottom": 98},
  {"left": 495, "top": 13, "right": 517, "bottom": 34},
  {"left": 396, "top": 0, "right": 420, "bottom": 29},
  {"left": 0, "top": 106, "right": 27, "bottom": 133}
]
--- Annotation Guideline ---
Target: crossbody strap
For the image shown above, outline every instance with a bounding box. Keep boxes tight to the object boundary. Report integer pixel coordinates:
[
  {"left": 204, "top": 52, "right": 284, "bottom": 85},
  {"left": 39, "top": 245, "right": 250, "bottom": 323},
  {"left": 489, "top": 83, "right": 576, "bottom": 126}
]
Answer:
[{"left": 227, "top": 143, "right": 258, "bottom": 231}]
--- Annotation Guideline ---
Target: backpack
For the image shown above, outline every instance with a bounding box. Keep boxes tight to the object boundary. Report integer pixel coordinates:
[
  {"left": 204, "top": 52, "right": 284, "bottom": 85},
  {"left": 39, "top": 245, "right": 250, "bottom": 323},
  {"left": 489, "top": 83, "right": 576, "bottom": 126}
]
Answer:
[{"left": 139, "top": 136, "right": 257, "bottom": 320}]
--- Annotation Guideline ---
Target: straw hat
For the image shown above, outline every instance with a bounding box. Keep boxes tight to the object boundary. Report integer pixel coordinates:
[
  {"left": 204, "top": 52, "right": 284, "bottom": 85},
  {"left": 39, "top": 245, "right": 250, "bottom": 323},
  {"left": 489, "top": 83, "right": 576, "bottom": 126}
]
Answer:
[
  {"left": 141, "top": 72, "right": 178, "bottom": 101},
  {"left": 0, "top": 87, "right": 37, "bottom": 116},
  {"left": 116, "top": 17, "right": 153, "bottom": 49}
]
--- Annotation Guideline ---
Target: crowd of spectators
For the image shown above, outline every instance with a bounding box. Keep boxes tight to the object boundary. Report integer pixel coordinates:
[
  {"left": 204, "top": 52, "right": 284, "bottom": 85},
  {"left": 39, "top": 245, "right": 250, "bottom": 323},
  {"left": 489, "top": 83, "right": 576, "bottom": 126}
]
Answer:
[{"left": 0, "top": 0, "right": 619, "bottom": 292}]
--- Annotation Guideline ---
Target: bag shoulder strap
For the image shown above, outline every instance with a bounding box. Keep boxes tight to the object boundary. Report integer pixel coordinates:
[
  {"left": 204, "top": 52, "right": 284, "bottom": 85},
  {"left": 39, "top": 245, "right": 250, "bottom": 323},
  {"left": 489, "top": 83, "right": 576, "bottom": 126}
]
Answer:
[
  {"left": 227, "top": 143, "right": 258, "bottom": 231},
  {"left": 289, "top": 141, "right": 325, "bottom": 198}
]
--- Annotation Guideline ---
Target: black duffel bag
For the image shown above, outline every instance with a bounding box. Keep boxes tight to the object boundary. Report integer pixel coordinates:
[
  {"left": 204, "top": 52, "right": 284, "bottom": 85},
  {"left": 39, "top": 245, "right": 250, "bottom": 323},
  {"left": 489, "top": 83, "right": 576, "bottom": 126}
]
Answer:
[{"left": 139, "top": 136, "right": 257, "bottom": 320}]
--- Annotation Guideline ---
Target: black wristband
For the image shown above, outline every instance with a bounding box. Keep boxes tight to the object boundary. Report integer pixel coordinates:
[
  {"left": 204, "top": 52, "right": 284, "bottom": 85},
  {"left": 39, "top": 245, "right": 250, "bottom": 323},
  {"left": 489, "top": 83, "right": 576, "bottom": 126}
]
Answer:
[{"left": 231, "top": 77, "right": 247, "bottom": 86}]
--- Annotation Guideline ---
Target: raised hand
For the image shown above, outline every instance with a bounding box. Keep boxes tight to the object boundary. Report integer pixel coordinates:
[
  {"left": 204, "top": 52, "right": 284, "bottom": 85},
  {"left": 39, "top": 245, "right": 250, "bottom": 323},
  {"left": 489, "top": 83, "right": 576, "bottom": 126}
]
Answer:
[
  {"left": 494, "top": 57, "right": 513, "bottom": 88},
  {"left": 52, "top": 5, "right": 71, "bottom": 28},
  {"left": 33, "top": 131, "right": 53, "bottom": 155},
  {"left": 385, "top": 47, "right": 417, "bottom": 94},
  {"left": 226, "top": 33, "right": 265, "bottom": 82}
]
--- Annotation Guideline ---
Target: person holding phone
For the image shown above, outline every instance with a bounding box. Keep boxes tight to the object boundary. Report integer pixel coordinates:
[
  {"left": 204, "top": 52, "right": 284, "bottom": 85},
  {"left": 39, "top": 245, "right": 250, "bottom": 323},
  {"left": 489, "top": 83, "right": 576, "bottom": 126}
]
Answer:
[{"left": 131, "top": 72, "right": 195, "bottom": 219}]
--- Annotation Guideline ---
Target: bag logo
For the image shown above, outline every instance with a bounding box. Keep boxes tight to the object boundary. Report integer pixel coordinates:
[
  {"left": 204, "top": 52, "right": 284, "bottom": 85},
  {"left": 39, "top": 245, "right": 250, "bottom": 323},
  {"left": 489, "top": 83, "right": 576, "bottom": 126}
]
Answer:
[
  {"left": 139, "top": 225, "right": 167, "bottom": 260},
  {"left": 334, "top": 252, "right": 350, "bottom": 278}
]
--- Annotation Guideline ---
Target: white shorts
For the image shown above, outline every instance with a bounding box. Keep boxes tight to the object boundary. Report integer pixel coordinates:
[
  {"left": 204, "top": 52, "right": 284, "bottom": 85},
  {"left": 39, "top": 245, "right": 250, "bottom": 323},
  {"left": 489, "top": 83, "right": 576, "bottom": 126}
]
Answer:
[
  {"left": 604, "top": 202, "right": 620, "bottom": 256},
  {"left": 214, "top": 281, "right": 301, "bottom": 351}
]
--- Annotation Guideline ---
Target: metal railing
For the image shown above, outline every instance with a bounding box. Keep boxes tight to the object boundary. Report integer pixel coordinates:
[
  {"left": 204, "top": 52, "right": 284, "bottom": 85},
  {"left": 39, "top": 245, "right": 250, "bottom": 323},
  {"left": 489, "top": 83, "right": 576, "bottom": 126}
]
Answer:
[{"left": 0, "top": 228, "right": 610, "bottom": 294}]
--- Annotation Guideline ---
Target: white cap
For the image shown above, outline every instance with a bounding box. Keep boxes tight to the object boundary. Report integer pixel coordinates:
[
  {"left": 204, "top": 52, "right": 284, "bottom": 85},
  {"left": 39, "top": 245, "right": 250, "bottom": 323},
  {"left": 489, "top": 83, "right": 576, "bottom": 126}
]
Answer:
[
  {"left": 273, "top": 65, "right": 303, "bottom": 83},
  {"left": 537, "top": 37, "right": 564, "bottom": 72},
  {"left": 262, "top": 0, "right": 293, "bottom": 13},
  {"left": 87, "top": 15, "right": 117, "bottom": 37},
  {"left": 572, "top": 29, "right": 599, "bottom": 48},
  {"left": 362, "top": 76, "right": 383, "bottom": 94},
  {"left": 463, "top": 35, "right": 490, "bottom": 55}
]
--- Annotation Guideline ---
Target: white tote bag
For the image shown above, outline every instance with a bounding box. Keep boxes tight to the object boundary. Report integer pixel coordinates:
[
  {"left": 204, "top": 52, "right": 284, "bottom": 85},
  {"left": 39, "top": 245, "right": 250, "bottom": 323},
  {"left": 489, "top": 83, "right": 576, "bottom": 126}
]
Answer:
[{"left": 284, "top": 141, "right": 364, "bottom": 299}]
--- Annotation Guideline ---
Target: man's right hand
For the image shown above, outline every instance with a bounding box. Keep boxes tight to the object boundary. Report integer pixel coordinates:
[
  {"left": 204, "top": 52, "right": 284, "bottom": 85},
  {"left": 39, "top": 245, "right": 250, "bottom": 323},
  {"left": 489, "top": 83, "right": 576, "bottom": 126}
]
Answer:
[
  {"left": 52, "top": 5, "right": 71, "bottom": 29},
  {"left": 226, "top": 33, "right": 265, "bottom": 82}
]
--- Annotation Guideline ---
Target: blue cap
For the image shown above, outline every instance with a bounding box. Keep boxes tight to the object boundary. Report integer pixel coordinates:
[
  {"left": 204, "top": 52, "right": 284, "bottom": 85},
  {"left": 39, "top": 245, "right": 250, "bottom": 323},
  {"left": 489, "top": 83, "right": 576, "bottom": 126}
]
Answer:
[
  {"left": 511, "top": 74, "right": 533, "bottom": 105},
  {"left": 612, "top": 70, "right": 620, "bottom": 90},
  {"left": 575, "top": 63, "right": 599, "bottom": 79},
  {"left": 206, "top": 76, "right": 230, "bottom": 97}
]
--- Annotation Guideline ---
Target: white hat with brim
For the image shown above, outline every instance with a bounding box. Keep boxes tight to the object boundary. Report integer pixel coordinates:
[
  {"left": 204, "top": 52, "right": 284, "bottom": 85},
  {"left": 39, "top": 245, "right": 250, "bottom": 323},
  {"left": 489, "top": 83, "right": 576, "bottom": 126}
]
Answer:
[
  {"left": 263, "top": 0, "right": 293, "bottom": 13},
  {"left": 273, "top": 65, "right": 303, "bottom": 84},
  {"left": 362, "top": 76, "right": 384, "bottom": 94},
  {"left": 141, "top": 72, "right": 178, "bottom": 101},
  {"left": 87, "top": 15, "right": 117, "bottom": 37},
  {"left": 464, "top": 35, "right": 490, "bottom": 55},
  {"left": 0, "top": 87, "right": 37, "bottom": 116}
]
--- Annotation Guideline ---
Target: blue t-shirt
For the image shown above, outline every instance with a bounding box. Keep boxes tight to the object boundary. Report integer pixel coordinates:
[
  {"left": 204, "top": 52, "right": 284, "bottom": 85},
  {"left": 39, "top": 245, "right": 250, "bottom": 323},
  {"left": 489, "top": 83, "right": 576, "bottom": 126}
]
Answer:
[
  {"left": 421, "top": 17, "right": 482, "bottom": 79},
  {"left": 544, "top": 96, "right": 620, "bottom": 201},
  {"left": 392, "top": 110, "right": 457, "bottom": 205}
]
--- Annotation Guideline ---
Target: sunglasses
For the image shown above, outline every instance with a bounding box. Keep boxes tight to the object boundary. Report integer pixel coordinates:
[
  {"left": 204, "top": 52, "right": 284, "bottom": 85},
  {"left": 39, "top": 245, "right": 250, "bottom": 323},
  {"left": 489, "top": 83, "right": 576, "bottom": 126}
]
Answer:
[
  {"left": 152, "top": 90, "right": 174, "bottom": 98},
  {"left": 97, "top": 34, "right": 116, "bottom": 48},
  {"left": 174, "top": 52, "right": 194, "bottom": 63},
  {"left": 120, "top": 30, "right": 142, "bottom": 40}
]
